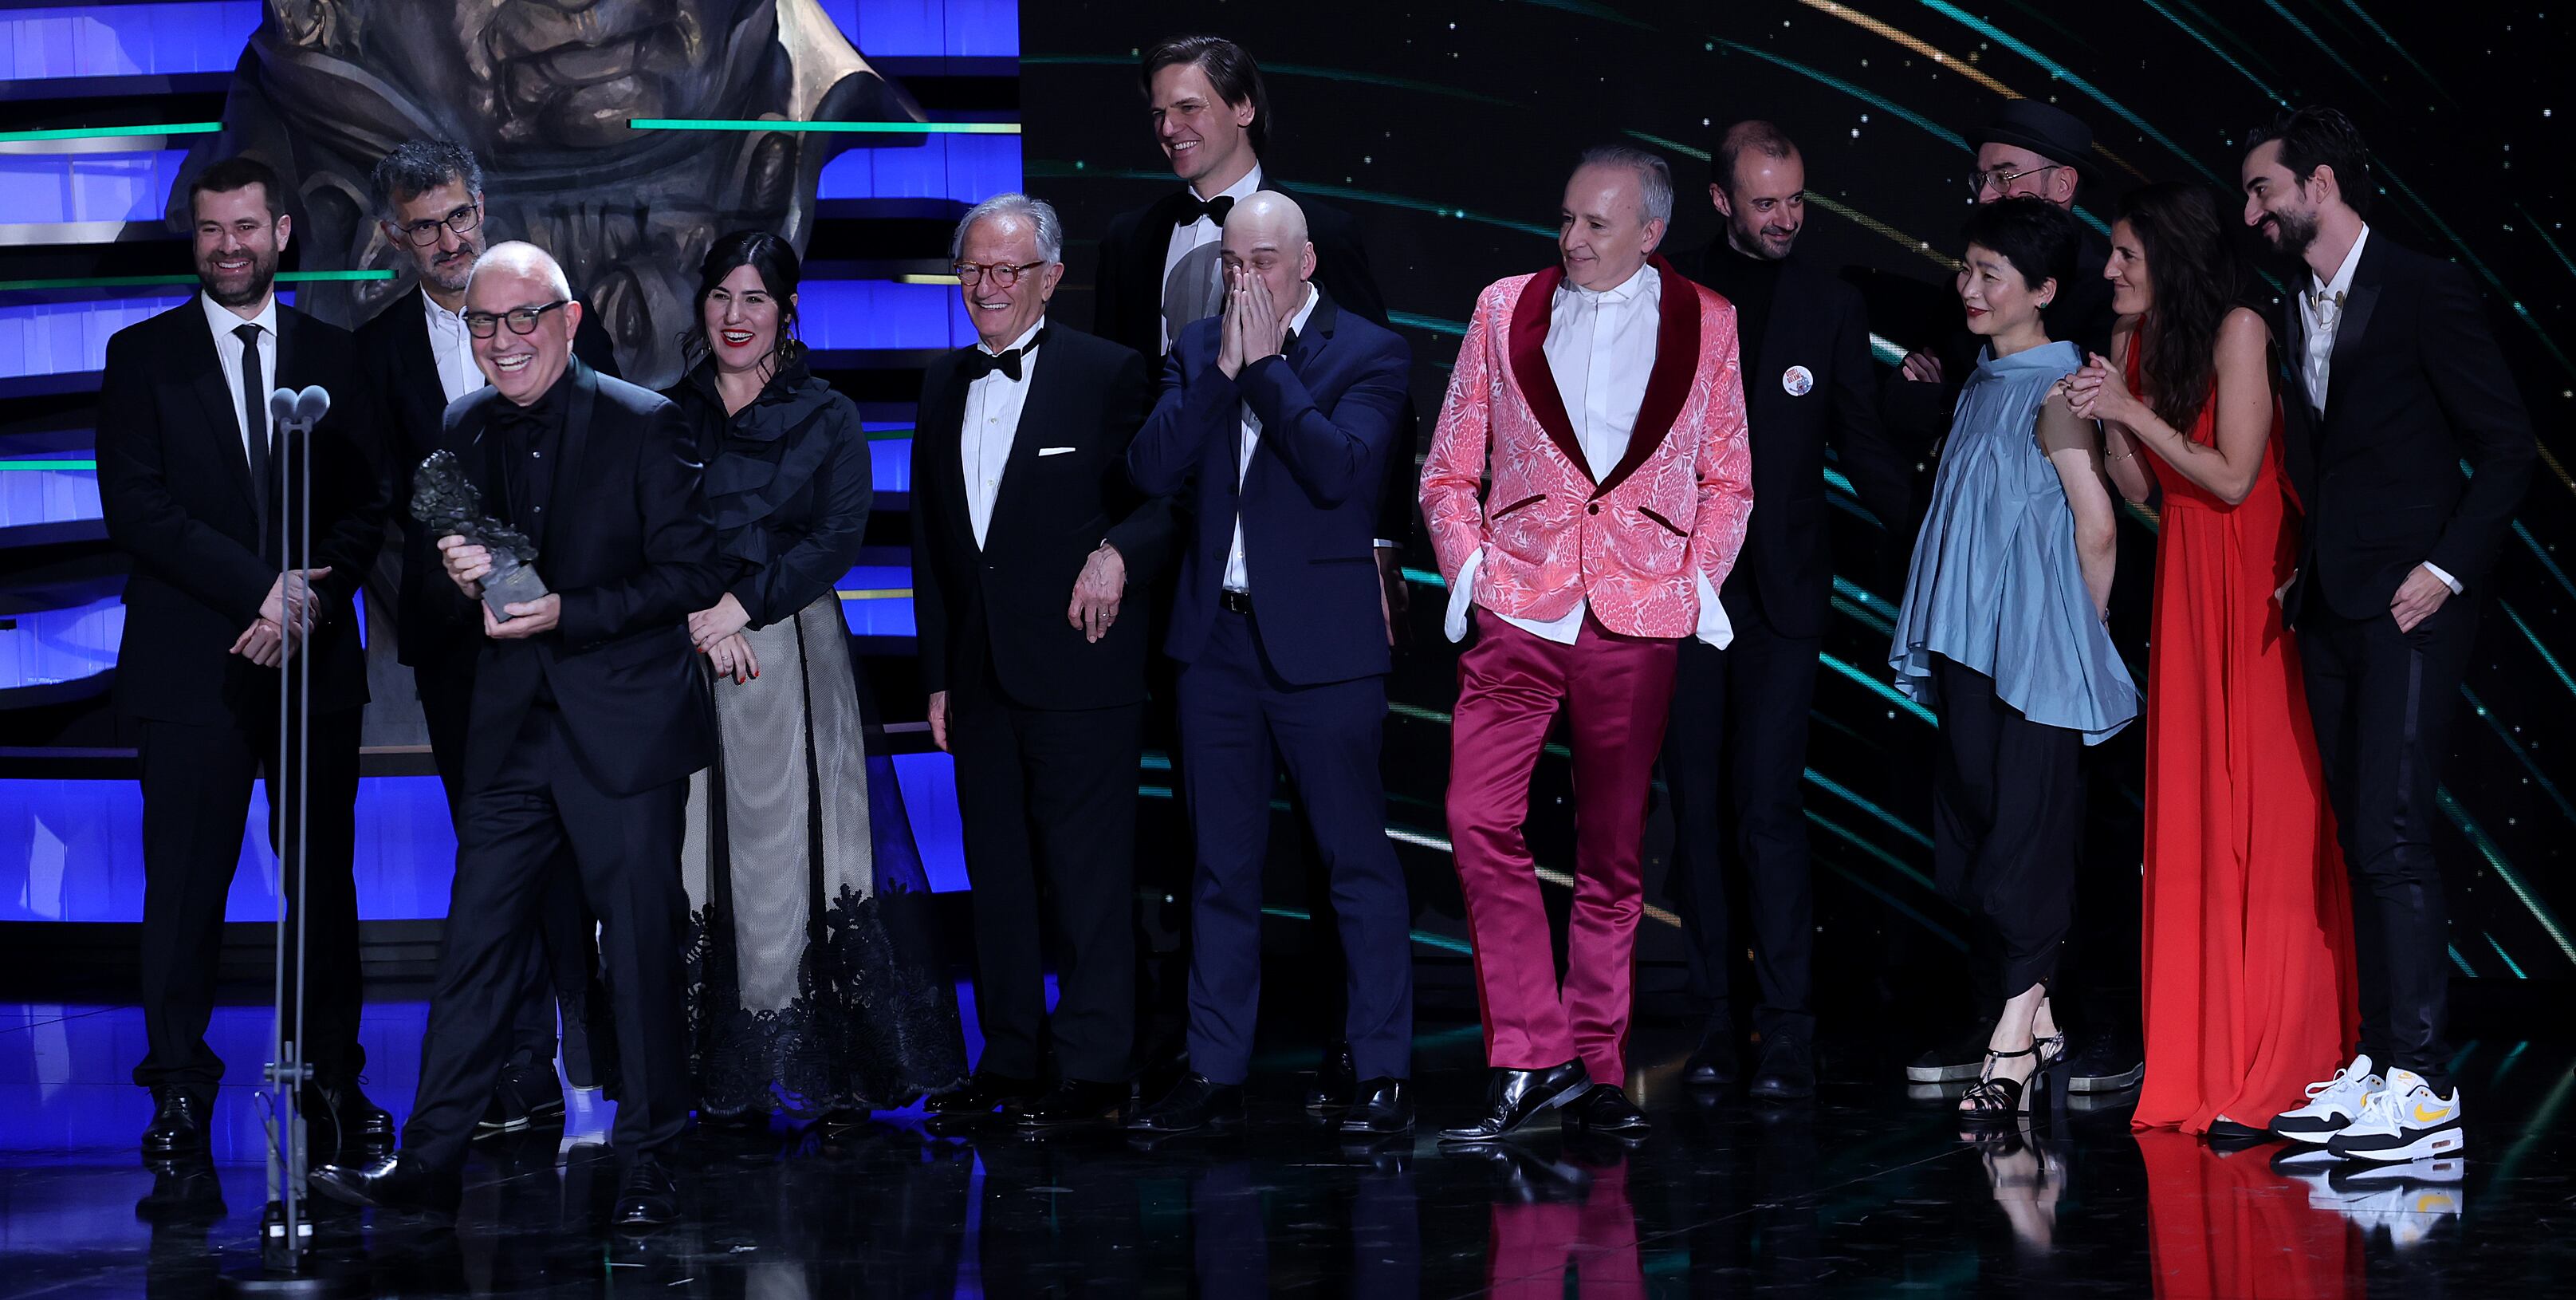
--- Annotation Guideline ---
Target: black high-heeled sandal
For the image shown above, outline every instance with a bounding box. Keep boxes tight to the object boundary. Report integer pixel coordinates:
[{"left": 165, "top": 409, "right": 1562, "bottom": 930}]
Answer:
[{"left": 1958, "top": 1044, "right": 2041, "bottom": 1129}]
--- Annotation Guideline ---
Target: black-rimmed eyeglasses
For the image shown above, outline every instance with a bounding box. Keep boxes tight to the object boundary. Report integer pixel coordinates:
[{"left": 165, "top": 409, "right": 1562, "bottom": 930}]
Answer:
[
  {"left": 463, "top": 301, "right": 569, "bottom": 338},
  {"left": 952, "top": 258, "right": 1048, "bottom": 288},
  {"left": 396, "top": 202, "right": 482, "bottom": 247}
]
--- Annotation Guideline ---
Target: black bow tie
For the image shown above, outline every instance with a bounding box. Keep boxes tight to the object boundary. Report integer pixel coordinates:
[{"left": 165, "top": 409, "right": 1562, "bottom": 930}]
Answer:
[
  {"left": 1173, "top": 195, "right": 1235, "bottom": 228},
  {"left": 965, "top": 329, "right": 1045, "bottom": 382}
]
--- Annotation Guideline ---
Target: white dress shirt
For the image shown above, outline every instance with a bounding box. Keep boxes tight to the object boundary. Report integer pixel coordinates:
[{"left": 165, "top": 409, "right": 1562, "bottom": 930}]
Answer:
[
  {"left": 423, "top": 289, "right": 485, "bottom": 404},
  {"left": 1443, "top": 263, "right": 1731, "bottom": 647},
  {"left": 2301, "top": 225, "right": 2460, "bottom": 595},
  {"left": 960, "top": 317, "right": 1046, "bottom": 550},
  {"left": 199, "top": 290, "right": 279, "bottom": 466},
  {"left": 1159, "top": 163, "right": 1264, "bottom": 354},
  {"left": 1222, "top": 285, "right": 1319, "bottom": 593}
]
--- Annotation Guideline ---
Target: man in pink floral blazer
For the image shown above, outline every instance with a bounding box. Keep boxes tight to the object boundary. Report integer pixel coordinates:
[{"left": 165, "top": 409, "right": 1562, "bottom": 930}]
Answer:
[{"left": 1420, "top": 145, "right": 1753, "bottom": 1144}]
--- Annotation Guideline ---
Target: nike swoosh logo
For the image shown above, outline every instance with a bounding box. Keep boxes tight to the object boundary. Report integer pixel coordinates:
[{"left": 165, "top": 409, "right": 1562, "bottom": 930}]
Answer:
[{"left": 2411, "top": 1101, "right": 2451, "bottom": 1125}]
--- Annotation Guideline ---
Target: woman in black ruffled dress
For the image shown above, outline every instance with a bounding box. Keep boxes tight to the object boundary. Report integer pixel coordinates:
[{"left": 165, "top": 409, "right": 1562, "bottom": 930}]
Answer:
[{"left": 663, "top": 230, "right": 966, "bottom": 1121}]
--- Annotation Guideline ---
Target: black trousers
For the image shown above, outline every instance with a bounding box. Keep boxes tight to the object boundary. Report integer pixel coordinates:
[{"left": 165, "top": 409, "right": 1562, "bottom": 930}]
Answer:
[
  {"left": 1929, "top": 656, "right": 2083, "bottom": 999},
  {"left": 948, "top": 670, "right": 1141, "bottom": 1084},
  {"left": 133, "top": 700, "right": 366, "bottom": 1095},
  {"left": 2299, "top": 597, "right": 2476, "bottom": 1089},
  {"left": 402, "top": 703, "right": 690, "bottom": 1172},
  {"left": 417, "top": 650, "right": 610, "bottom": 1085},
  {"left": 1662, "top": 608, "right": 1822, "bottom": 1042}
]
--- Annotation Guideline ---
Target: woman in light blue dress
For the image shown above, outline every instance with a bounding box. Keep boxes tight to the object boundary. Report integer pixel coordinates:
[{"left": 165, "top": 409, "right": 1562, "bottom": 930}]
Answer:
[{"left": 1888, "top": 197, "right": 2137, "bottom": 1127}]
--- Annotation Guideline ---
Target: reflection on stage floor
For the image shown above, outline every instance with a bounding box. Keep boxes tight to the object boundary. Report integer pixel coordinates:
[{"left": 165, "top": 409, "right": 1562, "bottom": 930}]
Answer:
[{"left": 2, "top": 995, "right": 2568, "bottom": 1298}]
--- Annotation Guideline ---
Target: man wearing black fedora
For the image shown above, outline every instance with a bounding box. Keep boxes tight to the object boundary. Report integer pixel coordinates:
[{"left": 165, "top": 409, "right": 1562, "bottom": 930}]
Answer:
[{"left": 1886, "top": 98, "right": 2141, "bottom": 1099}]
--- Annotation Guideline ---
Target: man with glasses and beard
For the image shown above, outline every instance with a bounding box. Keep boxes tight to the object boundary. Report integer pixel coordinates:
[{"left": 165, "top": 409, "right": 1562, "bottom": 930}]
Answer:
[
  {"left": 314, "top": 242, "right": 726, "bottom": 1231},
  {"left": 356, "top": 138, "right": 623, "bottom": 1138},
  {"left": 96, "top": 156, "right": 391, "bottom": 1165}
]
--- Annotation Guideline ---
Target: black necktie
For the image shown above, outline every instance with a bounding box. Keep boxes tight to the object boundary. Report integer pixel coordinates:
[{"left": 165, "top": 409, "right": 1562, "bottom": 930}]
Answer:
[
  {"left": 234, "top": 322, "right": 272, "bottom": 551},
  {"left": 964, "top": 329, "right": 1046, "bottom": 383},
  {"left": 1172, "top": 195, "right": 1235, "bottom": 228}
]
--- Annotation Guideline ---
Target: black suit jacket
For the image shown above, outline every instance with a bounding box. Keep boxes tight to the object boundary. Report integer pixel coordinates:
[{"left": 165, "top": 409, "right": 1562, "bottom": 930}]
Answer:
[
  {"left": 439, "top": 360, "right": 725, "bottom": 796},
  {"left": 2278, "top": 233, "right": 2536, "bottom": 622},
  {"left": 1091, "top": 179, "right": 1416, "bottom": 542},
  {"left": 356, "top": 290, "right": 619, "bottom": 668},
  {"left": 1697, "top": 248, "right": 1913, "bottom": 639},
  {"left": 96, "top": 299, "right": 387, "bottom": 723},
  {"left": 910, "top": 324, "right": 1176, "bottom": 711}
]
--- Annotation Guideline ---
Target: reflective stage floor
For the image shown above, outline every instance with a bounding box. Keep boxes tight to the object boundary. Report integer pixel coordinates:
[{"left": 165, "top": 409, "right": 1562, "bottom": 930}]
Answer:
[{"left": 5, "top": 996, "right": 2573, "bottom": 1298}]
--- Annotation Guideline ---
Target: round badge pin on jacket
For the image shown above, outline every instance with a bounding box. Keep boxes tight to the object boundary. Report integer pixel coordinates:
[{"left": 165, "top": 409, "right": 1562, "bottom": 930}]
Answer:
[{"left": 1782, "top": 364, "right": 1815, "bottom": 396}]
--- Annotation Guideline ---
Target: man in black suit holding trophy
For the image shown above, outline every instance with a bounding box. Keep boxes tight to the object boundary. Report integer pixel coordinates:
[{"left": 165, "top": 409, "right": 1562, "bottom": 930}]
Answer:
[{"left": 315, "top": 242, "right": 726, "bottom": 1231}]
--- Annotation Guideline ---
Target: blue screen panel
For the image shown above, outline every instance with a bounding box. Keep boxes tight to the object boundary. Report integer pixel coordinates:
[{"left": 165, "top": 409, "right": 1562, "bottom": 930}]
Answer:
[
  {"left": 797, "top": 279, "right": 977, "bottom": 353},
  {"left": 817, "top": 133, "right": 1021, "bottom": 204},
  {"left": 870, "top": 435, "right": 911, "bottom": 495},
  {"left": 836, "top": 561, "right": 914, "bottom": 637},
  {"left": 0, "top": 2, "right": 257, "bottom": 81},
  {"left": 0, "top": 462, "right": 100, "bottom": 532},
  {"left": 0, "top": 775, "right": 458, "bottom": 924},
  {"left": 0, "top": 152, "right": 188, "bottom": 228},
  {"left": 0, "top": 593, "right": 120, "bottom": 693},
  {"left": 889, "top": 750, "right": 966, "bottom": 893},
  {"left": 0, "top": 297, "right": 191, "bottom": 381},
  {"left": 823, "top": 0, "right": 1021, "bottom": 58}
]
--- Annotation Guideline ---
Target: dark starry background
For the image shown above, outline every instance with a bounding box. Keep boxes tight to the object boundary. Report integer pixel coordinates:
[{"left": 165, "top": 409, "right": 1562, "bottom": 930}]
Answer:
[{"left": 1024, "top": 0, "right": 2576, "bottom": 1012}]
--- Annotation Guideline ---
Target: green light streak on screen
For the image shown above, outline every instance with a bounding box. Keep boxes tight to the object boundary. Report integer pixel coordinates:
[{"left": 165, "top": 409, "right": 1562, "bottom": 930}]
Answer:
[
  {"left": 627, "top": 119, "right": 1019, "bottom": 134},
  {"left": 0, "top": 123, "right": 222, "bottom": 143},
  {"left": 2436, "top": 789, "right": 2576, "bottom": 971}
]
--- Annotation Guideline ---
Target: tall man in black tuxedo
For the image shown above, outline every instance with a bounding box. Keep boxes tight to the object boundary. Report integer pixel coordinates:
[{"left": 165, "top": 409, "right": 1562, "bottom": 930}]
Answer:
[
  {"left": 1123, "top": 192, "right": 1417, "bottom": 1137},
  {"left": 2241, "top": 107, "right": 2533, "bottom": 1162},
  {"left": 356, "top": 137, "right": 623, "bottom": 1134},
  {"left": 914, "top": 194, "right": 1175, "bottom": 1133},
  {"left": 1666, "top": 123, "right": 1912, "bottom": 1101},
  {"left": 1091, "top": 32, "right": 1410, "bottom": 1101},
  {"left": 313, "top": 242, "right": 725, "bottom": 1230},
  {"left": 1889, "top": 99, "right": 2137, "bottom": 1093},
  {"left": 97, "top": 156, "right": 391, "bottom": 1164}
]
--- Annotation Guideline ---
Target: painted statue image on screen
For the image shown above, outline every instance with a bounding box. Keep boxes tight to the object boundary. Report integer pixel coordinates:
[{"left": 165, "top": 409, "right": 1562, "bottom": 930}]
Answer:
[{"left": 175, "top": 0, "right": 921, "bottom": 385}]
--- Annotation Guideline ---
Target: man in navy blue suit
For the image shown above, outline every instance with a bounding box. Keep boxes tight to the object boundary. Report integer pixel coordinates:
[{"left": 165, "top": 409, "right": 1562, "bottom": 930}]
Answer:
[{"left": 1123, "top": 192, "right": 1418, "bottom": 1138}]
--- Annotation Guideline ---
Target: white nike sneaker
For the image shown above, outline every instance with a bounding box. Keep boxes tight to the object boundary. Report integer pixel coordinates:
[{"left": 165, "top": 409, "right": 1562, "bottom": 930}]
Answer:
[
  {"left": 2271, "top": 1055, "right": 2382, "bottom": 1144},
  {"left": 2326, "top": 1070, "right": 2466, "bottom": 1163}
]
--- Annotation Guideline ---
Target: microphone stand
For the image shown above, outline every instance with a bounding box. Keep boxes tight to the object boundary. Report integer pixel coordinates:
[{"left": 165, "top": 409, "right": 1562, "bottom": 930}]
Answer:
[{"left": 222, "top": 386, "right": 364, "bottom": 1299}]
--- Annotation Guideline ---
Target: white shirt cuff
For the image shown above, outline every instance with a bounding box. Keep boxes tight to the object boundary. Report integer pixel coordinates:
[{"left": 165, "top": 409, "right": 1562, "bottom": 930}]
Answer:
[
  {"left": 1444, "top": 549, "right": 1483, "bottom": 643},
  {"left": 2423, "top": 561, "right": 2464, "bottom": 596},
  {"left": 1693, "top": 570, "right": 1733, "bottom": 649},
  {"left": 1373, "top": 538, "right": 1401, "bottom": 550}
]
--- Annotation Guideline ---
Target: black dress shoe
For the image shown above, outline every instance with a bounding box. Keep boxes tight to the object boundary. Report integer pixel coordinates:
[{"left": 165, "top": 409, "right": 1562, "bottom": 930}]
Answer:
[
  {"left": 925, "top": 1072, "right": 1044, "bottom": 1122},
  {"left": 309, "top": 1077, "right": 397, "bottom": 1157},
  {"left": 311, "top": 1153, "right": 462, "bottom": 1217},
  {"left": 1305, "top": 1042, "right": 1358, "bottom": 1111},
  {"left": 1126, "top": 1073, "right": 1246, "bottom": 1135},
  {"left": 1437, "top": 1061, "right": 1590, "bottom": 1145},
  {"left": 141, "top": 1086, "right": 209, "bottom": 1159},
  {"left": 476, "top": 1060, "right": 565, "bottom": 1136},
  {"left": 1748, "top": 1034, "right": 1817, "bottom": 1101},
  {"left": 1335, "top": 1077, "right": 1414, "bottom": 1137},
  {"left": 611, "top": 1155, "right": 680, "bottom": 1233},
  {"left": 1683, "top": 1025, "right": 1740, "bottom": 1088},
  {"left": 2066, "top": 1028, "right": 2145, "bottom": 1093},
  {"left": 1562, "top": 1083, "right": 1650, "bottom": 1134},
  {"left": 1017, "top": 1079, "right": 1126, "bottom": 1131},
  {"left": 135, "top": 1155, "right": 226, "bottom": 1227}
]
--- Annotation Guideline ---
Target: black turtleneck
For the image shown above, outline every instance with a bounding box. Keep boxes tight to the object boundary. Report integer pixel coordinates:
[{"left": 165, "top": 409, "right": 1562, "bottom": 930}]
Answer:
[
  {"left": 491, "top": 364, "right": 575, "bottom": 535},
  {"left": 1697, "top": 237, "right": 1786, "bottom": 354}
]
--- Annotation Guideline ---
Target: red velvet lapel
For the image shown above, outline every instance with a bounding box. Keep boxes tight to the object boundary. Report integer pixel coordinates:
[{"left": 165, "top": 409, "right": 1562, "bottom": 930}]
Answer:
[
  {"left": 1504, "top": 263, "right": 1591, "bottom": 482},
  {"left": 1504, "top": 256, "right": 1705, "bottom": 497},
  {"left": 1595, "top": 254, "right": 1702, "bottom": 498}
]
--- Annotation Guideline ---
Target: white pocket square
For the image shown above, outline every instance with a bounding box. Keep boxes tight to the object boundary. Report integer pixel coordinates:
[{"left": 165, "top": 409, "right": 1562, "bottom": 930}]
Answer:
[{"left": 1039, "top": 446, "right": 1077, "bottom": 456}]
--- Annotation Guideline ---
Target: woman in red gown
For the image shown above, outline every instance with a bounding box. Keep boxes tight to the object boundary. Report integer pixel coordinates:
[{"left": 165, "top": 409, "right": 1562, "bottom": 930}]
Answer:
[{"left": 2067, "top": 182, "right": 2357, "bottom": 1136}]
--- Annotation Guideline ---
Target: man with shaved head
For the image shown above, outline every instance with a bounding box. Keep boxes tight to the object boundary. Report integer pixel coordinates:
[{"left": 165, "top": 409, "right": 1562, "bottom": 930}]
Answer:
[
  {"left": 315, "top": 241, "right": 726, "bottom": 1231},
  {"left": 1126, "top": 191, "right": 1417, "bottom": 1137}
]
